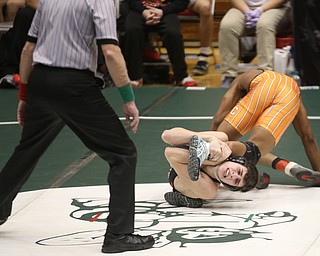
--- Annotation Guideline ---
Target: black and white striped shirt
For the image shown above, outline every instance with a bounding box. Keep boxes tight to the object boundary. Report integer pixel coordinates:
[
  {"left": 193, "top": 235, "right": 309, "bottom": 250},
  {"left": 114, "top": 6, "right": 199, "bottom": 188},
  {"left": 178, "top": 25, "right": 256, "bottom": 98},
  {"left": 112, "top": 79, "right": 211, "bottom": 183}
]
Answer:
[{"left": 27, "top": 0, "right": 118, "bottom": 72}]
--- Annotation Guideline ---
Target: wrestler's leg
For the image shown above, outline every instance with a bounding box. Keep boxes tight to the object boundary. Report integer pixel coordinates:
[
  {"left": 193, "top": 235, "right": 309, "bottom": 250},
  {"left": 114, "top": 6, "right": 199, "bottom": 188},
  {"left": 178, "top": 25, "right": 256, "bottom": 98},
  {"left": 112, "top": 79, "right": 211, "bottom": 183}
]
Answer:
[
  {"left": 218, "top": 121, "right": 274, "bottom": 164},
  {"left": 164, "top": 146, "right": 219, "bottom": 199}
]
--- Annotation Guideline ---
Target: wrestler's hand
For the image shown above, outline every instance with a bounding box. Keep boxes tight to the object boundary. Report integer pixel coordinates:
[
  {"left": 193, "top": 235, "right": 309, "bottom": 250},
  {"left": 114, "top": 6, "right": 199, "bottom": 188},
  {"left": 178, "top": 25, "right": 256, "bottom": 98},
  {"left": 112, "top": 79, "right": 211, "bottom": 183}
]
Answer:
[
  {"left": 17, "top": 100, "right": 26, "bottom": 127},
  {"left": 122, "top": 101, "right": 140, "bottom": 133},
  {"left": 208, "top": 137, "right": 232, "bottom": 164}
]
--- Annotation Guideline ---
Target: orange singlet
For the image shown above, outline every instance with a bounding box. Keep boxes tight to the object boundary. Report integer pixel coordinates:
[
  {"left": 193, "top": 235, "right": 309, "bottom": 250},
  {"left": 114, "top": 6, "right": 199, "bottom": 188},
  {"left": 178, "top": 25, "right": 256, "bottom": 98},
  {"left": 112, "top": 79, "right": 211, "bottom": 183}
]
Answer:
[{"left": 224, "top": 70, "right": 301, "bottom": 145}]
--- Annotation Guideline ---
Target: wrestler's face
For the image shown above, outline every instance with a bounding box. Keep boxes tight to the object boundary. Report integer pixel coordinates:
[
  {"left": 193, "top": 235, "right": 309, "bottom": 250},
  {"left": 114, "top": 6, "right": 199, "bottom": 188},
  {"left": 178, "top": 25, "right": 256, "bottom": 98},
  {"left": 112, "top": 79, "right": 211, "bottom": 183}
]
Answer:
[{"left": 217, "top": 161, "right": 248, "bottom": 188}]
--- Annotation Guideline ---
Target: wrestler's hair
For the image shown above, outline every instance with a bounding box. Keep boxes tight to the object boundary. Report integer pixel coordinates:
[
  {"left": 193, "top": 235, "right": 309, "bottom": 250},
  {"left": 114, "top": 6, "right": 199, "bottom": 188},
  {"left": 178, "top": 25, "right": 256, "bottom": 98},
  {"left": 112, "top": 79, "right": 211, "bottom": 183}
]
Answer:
[
  {"left": 221, "top": 156, "right": 259, "bottom": 192},
  {"left": 240, "top": 160, "right": 259, "bottom": 192}
]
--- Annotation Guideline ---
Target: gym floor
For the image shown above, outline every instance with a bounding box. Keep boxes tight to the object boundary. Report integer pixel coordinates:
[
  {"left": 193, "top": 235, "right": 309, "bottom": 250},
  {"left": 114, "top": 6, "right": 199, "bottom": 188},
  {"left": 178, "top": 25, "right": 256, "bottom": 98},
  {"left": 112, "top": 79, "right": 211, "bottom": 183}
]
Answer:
[{"left": 0, "top": 85, "right": 319, "bottom": 255}]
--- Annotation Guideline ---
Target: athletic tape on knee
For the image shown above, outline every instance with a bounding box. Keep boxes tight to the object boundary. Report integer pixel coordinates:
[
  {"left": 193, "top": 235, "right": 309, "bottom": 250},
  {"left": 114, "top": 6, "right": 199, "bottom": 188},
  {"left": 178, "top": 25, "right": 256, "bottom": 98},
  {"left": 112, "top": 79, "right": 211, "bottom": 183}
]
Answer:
[{"left": 241, "top": 141, "right": 261, "bottom": 165}]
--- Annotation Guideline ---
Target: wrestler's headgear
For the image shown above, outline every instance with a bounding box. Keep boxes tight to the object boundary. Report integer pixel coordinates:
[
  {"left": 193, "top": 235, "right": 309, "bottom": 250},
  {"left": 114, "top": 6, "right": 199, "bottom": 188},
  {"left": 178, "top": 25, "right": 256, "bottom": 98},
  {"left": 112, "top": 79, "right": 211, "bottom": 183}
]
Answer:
[
  {"left": 219, "top": 156, "right": 259, "bottom": 192},
  {"left": 241, "top": 141, "right": 261, "bottom": 165}
]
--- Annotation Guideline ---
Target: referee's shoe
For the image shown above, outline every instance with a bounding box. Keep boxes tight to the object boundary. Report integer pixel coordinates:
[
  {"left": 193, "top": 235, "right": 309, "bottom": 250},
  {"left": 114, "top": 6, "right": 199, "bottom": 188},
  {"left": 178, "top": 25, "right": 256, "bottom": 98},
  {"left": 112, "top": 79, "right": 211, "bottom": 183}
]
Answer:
[
  {"left": 102, "top": 233, "right": 154, "bottom": 253},
  {"left": 0, "top": 217, "right": 7, "bottom": 226}
]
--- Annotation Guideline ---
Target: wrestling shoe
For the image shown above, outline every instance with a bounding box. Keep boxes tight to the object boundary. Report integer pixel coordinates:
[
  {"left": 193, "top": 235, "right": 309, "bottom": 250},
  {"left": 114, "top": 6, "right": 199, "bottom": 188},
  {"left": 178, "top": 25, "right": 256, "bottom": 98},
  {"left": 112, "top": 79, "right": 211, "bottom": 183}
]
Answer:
[
  {"left": 102, "top": 233, "right": 154, "bottom": 253},
  {"left": 164, "top": 191, "right": 204, "bottom": 208},
  {"left": 255, "top": 172, "right": 270, "bottom": 189},
  {"left": 0, "top": 217, "right": 8, "bottom": 226},
  {"left": 188, "top": 135, "right": 210, "bottom": 181},
  {"left": 285, "top": 162, "right": 320, "bottom": 186}
]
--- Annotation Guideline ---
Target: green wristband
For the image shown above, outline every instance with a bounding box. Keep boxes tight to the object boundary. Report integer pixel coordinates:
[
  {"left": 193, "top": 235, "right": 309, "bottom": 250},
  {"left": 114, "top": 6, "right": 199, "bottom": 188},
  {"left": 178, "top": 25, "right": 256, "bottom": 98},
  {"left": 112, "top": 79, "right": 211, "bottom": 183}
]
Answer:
[{"left": 118, "top": 83, "right": 135, "bottom": 103}]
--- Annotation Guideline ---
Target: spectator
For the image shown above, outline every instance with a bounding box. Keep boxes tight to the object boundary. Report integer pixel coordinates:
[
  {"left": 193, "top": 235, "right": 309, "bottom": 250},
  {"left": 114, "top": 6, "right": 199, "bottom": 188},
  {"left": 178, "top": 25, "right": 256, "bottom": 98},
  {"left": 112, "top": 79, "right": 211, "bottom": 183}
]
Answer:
[
  {"left": 291, "top": 0, "right": 320, "bottom": 86},
  {"left": 189, "top": 0, "right": 214, "bottom": 75},
  {"left": 0, "top": 0, "right": 37, "bottom": 86},
  {"left": 124, "top": 0, "right": 198, "bottom": 87},
  {"left": 0, "top": 0, "right": 25, "bottom": 22},
  {"left": 218, "top": 0, "right": 290, "bottom": 88}
]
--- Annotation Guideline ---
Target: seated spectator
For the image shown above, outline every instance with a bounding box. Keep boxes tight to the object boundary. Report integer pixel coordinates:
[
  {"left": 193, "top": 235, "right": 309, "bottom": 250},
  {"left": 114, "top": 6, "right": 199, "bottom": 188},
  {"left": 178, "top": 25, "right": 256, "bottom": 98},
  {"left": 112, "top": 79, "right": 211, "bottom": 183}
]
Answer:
[
  {"left": 292, "top": 0, "right": 320, "bottom": 86},
  {"left": 218, "top": 0, "right": 290, "bottom": 88},
  {"left": 124, "top": 0, "right": 197, "bottom": 87},
  {"left": 188, "top": 0, "right": 214, "bottom": 75},
  {"left": 0, "top": 0, "right": 26, "bottom": 22},
  {"left": 0, "top": 0, "right": 37, "bottom": 87},
  {"left": 118, "top": 0, "right": 162, "bottom": 63}
]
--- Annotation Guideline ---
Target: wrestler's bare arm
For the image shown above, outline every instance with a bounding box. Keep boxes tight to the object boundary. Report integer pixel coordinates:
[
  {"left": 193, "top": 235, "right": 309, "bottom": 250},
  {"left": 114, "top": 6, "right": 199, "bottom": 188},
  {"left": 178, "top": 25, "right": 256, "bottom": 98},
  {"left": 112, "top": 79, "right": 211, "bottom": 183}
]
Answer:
[
  {"left": 292, "top": 103, "right": 320, "bottom": 171},
  {"left": 162, "top": 127, "right": 232, "bottom": 165},
  {"left": 161, "top": 127, "right": 228, "bottom": 145}
]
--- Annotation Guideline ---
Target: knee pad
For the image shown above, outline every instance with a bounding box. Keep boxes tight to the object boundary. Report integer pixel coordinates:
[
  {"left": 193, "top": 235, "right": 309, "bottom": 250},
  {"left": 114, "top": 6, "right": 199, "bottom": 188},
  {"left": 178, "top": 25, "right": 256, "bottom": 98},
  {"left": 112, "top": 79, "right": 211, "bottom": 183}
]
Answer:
[{"left": 241, "top": 141, "right": 261, "bottom": 165}]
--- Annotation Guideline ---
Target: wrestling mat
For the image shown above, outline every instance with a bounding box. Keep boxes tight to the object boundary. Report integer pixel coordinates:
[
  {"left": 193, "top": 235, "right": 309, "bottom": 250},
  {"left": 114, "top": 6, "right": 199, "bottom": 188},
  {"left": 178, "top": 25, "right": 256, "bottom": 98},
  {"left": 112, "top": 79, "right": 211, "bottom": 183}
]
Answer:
[{"left": 1, "top": 183, "right": 320, "bottom": 256}]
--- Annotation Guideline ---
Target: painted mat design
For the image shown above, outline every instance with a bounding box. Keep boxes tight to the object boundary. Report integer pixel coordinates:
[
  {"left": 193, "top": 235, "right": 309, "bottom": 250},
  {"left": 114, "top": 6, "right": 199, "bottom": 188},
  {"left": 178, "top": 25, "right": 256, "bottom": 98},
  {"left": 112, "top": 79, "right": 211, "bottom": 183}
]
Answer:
[{"left": 1, "top": 183, "right": 320, "bottom": 256}]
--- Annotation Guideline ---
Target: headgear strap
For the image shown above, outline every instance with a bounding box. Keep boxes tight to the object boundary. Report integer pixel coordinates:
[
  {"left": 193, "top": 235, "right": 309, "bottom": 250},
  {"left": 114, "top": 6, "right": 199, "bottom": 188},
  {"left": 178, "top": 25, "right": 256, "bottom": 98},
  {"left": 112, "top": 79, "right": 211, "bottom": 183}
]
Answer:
[{"left": 241, "top": 141, "right": 261, "bottom": 165}]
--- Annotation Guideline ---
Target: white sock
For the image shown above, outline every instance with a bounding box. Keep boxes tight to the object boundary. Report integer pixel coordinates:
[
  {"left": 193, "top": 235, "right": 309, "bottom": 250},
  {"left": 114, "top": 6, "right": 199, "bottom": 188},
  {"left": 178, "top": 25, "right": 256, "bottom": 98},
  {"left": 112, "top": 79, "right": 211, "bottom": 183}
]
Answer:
[
  {"left": 198, "top": 47, "right": 211, "bottom": 62},
  {"left": 199, "top": 47, "right": 212, "bottom": 56},
  {"left": 284, "top": 161, "right": 297, "bottom": 177}
]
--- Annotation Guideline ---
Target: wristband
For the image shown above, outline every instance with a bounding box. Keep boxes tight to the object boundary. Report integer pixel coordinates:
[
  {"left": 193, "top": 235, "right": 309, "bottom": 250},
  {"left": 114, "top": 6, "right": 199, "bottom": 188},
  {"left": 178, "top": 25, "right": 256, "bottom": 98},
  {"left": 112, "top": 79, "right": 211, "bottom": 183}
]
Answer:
[
  {"left": 18, "top": 82, "right": 27, "bottom": 101},
  {"left": 117, "top": 83, "right": 135, "bottom": 103}
]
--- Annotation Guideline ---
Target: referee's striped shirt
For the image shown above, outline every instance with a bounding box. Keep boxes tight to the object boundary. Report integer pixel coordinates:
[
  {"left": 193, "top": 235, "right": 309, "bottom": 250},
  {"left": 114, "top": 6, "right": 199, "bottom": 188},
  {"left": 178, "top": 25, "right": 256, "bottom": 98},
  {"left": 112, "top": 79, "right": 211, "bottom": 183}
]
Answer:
[{"left": 27, "top": 0, "right": 119, "bottom": 73}]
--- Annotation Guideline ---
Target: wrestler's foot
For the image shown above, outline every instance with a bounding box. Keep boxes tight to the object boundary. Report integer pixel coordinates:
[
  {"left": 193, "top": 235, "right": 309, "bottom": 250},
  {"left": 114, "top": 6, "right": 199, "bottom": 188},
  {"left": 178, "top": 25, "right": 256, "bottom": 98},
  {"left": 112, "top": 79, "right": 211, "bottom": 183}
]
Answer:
[
  {"left": 285, "top": 162, "right": 320, "bottom": 186},
  {"left": 188, "top": 135, "right": 210, "bottom": 181},
  {"left": 164, "top": 191, "right": 204, "bottom": 208},
  {"left": 255, "top": 172, "right": 270, "bottom": 189}
]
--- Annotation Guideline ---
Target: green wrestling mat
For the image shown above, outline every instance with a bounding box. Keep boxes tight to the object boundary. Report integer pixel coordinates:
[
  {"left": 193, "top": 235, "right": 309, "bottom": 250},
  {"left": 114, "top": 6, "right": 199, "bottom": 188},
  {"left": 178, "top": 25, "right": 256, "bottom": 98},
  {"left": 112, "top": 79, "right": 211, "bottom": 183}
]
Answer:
[{"left": 0, "top": 86, "right": 319, "bottom": 190}]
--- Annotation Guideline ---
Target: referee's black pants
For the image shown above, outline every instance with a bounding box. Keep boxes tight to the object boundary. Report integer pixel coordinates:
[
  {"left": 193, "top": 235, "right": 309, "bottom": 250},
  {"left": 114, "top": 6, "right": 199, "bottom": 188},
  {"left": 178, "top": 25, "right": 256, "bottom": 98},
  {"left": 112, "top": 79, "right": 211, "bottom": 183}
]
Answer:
[{"left": 0, "top": 65, "right": 136, "bottom": 234}]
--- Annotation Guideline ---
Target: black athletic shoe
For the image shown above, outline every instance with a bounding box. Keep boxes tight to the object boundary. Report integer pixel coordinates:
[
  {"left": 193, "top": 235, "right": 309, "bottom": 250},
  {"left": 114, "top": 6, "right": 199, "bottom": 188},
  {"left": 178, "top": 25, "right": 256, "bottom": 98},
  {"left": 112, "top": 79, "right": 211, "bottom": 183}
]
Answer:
[
  {"left": 192, "top": 60, "right": 209, "bottom": 75},
  {"left": 102, "top": 233, "right": 154, "bottom": 253},
  {"left": 0, "top": 217, "right": 8, "bottom": 226},
  {"left": 220, "top": 76, "right": 235, "bottom": 88},
  {"left": 285, "top": 162, "right": 320, "bottom": 186},
  {"left": 164, "top": 191, "right": 204, "bottom": 208},
  {"left": 255, "top": 172, "right": 270, "bottom": 189}
]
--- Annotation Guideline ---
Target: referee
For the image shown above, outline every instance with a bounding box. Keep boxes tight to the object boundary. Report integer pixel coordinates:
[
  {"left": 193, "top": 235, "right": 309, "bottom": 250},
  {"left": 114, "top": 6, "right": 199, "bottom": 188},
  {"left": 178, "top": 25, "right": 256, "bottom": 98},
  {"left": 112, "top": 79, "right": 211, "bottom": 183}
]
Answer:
[{"left": 0, "top": 0, "right": 154, "bottom": 253}]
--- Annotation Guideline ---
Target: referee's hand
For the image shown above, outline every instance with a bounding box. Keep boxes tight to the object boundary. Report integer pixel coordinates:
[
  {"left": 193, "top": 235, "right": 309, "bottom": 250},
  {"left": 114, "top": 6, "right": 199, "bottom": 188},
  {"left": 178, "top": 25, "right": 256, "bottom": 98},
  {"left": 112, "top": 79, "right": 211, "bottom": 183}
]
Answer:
[
  {"left": 123, "top": 101, "right": 140, "bottom": 133},
  {"left": 17, "top": 100, "right": 27, "bottom": 128}
]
